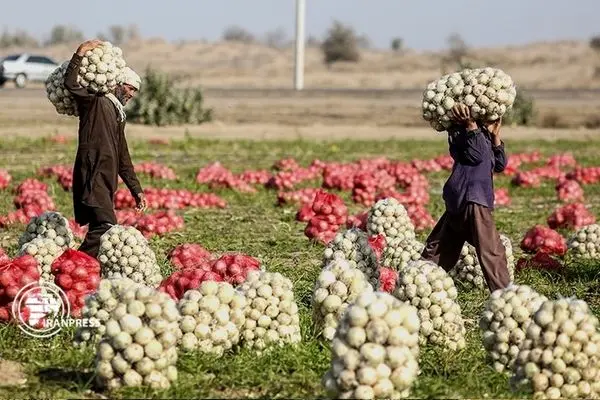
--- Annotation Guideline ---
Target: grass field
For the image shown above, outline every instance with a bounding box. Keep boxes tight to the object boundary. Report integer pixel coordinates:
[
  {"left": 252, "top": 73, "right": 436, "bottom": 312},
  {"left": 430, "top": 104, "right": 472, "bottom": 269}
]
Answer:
[{"left": 0, "top": 135, "right": 599, "bottom": 399}]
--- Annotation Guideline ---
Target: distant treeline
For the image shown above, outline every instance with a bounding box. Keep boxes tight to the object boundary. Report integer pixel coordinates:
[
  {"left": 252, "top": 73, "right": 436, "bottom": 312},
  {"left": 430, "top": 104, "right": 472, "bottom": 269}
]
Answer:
[{"left": 2, "top": 23, "right": 599, "bottom": 70}]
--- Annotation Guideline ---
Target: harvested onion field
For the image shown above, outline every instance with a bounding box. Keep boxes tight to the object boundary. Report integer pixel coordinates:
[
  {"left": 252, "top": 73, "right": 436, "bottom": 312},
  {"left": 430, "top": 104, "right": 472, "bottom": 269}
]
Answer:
[{"left": 1, "top": 135, "right": 600, "bottom": 399}]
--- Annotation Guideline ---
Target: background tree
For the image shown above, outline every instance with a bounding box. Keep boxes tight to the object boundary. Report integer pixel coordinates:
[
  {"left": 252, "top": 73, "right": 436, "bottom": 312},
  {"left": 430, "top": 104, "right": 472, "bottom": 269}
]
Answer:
[
  {"left": 222, "top": 26, "right": 255, "bottom": 44},
  {"left": 391, "top": 37, "right": 403, "bottom": 52},
  {"left": 0, "top": 29, "right": 39, "bottom": 48},
  {"left": 321, "top": 21, "right": 360, "bottom": 66},
  {"left": 45, "top": 24, "right": 84, "bottom": 46}
]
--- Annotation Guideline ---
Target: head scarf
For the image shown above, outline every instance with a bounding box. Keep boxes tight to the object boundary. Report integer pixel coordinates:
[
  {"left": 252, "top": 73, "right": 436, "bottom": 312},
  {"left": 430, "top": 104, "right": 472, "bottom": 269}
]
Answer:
[
  {"left": 106, "top": 67, "right": 142, "bottom": 122},
  {"left": 106, "top": 93, "right": 127, "bottom": 122},
  {"left": 120, "top": 67, "right": 142, "bottom": 91}
]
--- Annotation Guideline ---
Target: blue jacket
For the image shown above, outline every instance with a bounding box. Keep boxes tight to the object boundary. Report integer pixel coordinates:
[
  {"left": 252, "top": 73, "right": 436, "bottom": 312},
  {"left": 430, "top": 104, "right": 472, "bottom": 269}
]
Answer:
[{"left": 442, "top": 126, "right": 507, "bottom": 214}]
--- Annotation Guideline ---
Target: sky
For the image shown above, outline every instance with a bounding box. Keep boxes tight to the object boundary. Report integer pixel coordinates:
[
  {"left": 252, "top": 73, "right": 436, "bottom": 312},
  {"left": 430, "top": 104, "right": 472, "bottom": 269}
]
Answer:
[{"left": 2, "top": 0, "right": 599, "bottom": 50}]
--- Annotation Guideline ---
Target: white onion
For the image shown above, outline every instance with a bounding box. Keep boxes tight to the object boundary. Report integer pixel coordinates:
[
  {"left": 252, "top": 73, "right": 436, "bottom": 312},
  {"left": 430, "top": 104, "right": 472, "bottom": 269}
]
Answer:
[
  {"left": 94, "top": 281, "right": 181, "bottom": 390},
  {"left": 382, "top": 238, "right": 424, "bottom": 272},
  {"left": 323, "top": 228, "right": 379, "bottom": 289},
  {"left": 393, "top": 260, "right": 466, "bottom": 350},
  {"left": 178, "top": 281, "right": 246, "bottom": 356},
  {"left": 312, "top": 258, "right": 374, "bottom": 340},
  {"left": 422, "top": 67, "right": 516, "bottom": 132},
  {"left": 322, "top": 291, "right": 420, "bottom": 399},
  {"left": 98, "top": 225, "right": 162, "bottom": 288},
  {"left": 238, "top": 271, "right": 301, "bottom": 352},
  {"left": 511, "top": 298, "right": 600, "bottom": 398},
  {"left": 480, "top": 284, "right": 548, "bottom": 372},
  {"left": 45, "top": 62, "right": 79, "bottom": 116},
  {"left": 78, "top": 41, "right": 127, "bottom": 94},
  {"left": 19, "top": 211, "right": 75, "bottom": 249},
  {"left": 567, "top": 224, "right": 600, "bottom": 259},
  {"left": 367, "top": 198, "right": 416, "bottom": 244},
  {"left": 451, "top": 234, "right": 515, "bottom": 289}
]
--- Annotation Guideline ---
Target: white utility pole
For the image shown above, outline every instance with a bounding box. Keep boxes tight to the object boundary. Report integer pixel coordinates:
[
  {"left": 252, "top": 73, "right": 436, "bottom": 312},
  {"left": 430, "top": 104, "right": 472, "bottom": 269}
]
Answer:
[{"left": 294, "top": 0, "right": 306, "bottom": 90}]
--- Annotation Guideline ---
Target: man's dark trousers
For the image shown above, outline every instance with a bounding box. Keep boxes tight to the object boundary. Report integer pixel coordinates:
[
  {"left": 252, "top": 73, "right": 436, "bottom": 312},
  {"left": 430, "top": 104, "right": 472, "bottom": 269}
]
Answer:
[{"left": 78, "top": 205, "right": 117, "bottom": 259}]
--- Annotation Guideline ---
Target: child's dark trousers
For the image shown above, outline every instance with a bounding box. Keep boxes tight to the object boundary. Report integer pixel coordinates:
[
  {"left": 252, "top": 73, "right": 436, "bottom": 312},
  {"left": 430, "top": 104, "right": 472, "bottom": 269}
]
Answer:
[{"left": 421, "top": 202, "right": 510, "bottom": 292}]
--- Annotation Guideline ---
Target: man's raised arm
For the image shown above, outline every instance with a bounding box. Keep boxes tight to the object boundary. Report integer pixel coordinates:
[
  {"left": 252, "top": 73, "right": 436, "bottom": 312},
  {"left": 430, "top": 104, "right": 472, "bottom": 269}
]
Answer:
[{"left": 64, "top": 39, "right": 103, "bottom": 98}]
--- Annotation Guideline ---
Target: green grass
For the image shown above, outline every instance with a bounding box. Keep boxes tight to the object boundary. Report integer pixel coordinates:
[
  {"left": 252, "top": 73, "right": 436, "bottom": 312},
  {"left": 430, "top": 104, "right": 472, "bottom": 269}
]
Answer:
[{"left": 0, "top": 136, "right": 599, "bottom": 399}]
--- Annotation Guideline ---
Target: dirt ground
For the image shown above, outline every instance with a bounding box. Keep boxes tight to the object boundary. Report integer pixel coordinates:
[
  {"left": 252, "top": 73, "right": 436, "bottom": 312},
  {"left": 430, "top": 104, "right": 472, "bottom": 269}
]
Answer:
[
  {"left": 0, "top": 116, "right": 597, "bottom": 143},
  {"left": 0, "top": 359, "right": 27, "bottom": 387},
  {"left": 0, "top": 88, "right": 598, "bottom": 142}
]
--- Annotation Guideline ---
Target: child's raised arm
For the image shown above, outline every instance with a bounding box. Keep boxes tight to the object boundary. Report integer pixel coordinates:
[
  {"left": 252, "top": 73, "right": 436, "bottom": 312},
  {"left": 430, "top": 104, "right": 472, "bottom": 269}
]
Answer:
[
  {"left": 449, "top": 104, "right": 487, "bottom": 165},
  {"left": 486, "top": 118, "right": 507, "bottom": 173},
  {"left": 493, "top": 143, "right": 507, "bottom": 173}
]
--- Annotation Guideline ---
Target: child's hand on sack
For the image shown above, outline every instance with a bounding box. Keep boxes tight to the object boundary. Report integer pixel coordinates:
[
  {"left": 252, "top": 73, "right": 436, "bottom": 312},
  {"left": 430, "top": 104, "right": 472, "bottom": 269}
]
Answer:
[
  {"left": 486, "top": 117, "right": 502, "bottom": 146},
  {"left": 450, "top": 104, "right": 478, "bottom": 131}
]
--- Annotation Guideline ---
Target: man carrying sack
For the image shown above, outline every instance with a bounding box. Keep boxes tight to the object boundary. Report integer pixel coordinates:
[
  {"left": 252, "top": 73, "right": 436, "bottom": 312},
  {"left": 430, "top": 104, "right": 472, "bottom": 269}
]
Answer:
[{"left": 64, "top": 39, "right": 147, "bottom": 258}]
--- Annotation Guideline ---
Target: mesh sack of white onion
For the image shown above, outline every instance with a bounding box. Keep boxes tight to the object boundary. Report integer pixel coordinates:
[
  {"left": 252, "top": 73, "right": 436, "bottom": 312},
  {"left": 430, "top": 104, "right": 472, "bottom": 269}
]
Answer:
[
  {"left": 18, "top": 211, "right": 75, "bottom": 248},
  {"left": 502, "top": 234, "right": 516, "bottom": 270},
  {"left": 78, "top": 41, "right": 127, "bottom": 94},
  {"left": 237, "top": 270, "right": 301, "bottom": 352},
  {"left": 98, "top": 225, "right": 163, "bottom": 288},
  {"left": 382, "top": 238, "right": 424, "bottom": 271},
  {"left": 479, "top": 285, "right": 548, "bottom": 373},
  {"left": 367, "top": 198, "right": 416, "bottom": 244},
  {"left": 510, "top": 298, "right": 600, "bottom": 399},
  {"left": 74, "top": 277, "right": 139, "bottom": 346},
  {"left": 451, "top": 234, "right": 515, "bottom": 289},
  {"left": 312, "top": 258, "right": 374, "bottom": 340},
  {"left": 323, "top": 228, "right": 379, "bottom": 289},
  {"left": 422, "top": 67, "right": 516, "bottom": 132},
  {"left": 393, "top": 260, "right": 466, "bottom": 350},
  {"left": 94, "top": 283, "right": 181, "bottom": 391},
  {"left": 18, "top": 237, "right": 63, "bottom": 284},
  {"left": 178, "top": 281, "right": 246, "bottom": 356},
  {"left": 45, "top": 61, "right": 78, "bottom": 116},
  {"left": 322, "top": 292, "right": 421, "bottom": 400},
  {"left": 567, "top": 224, "right": 600, "bottom": 259}
]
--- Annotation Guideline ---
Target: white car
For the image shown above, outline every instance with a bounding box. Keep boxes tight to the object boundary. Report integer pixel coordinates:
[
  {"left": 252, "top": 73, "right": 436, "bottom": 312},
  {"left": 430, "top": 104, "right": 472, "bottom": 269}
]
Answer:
[{"left": 0, "top": 53, "right": 59, "bottom": 88}]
